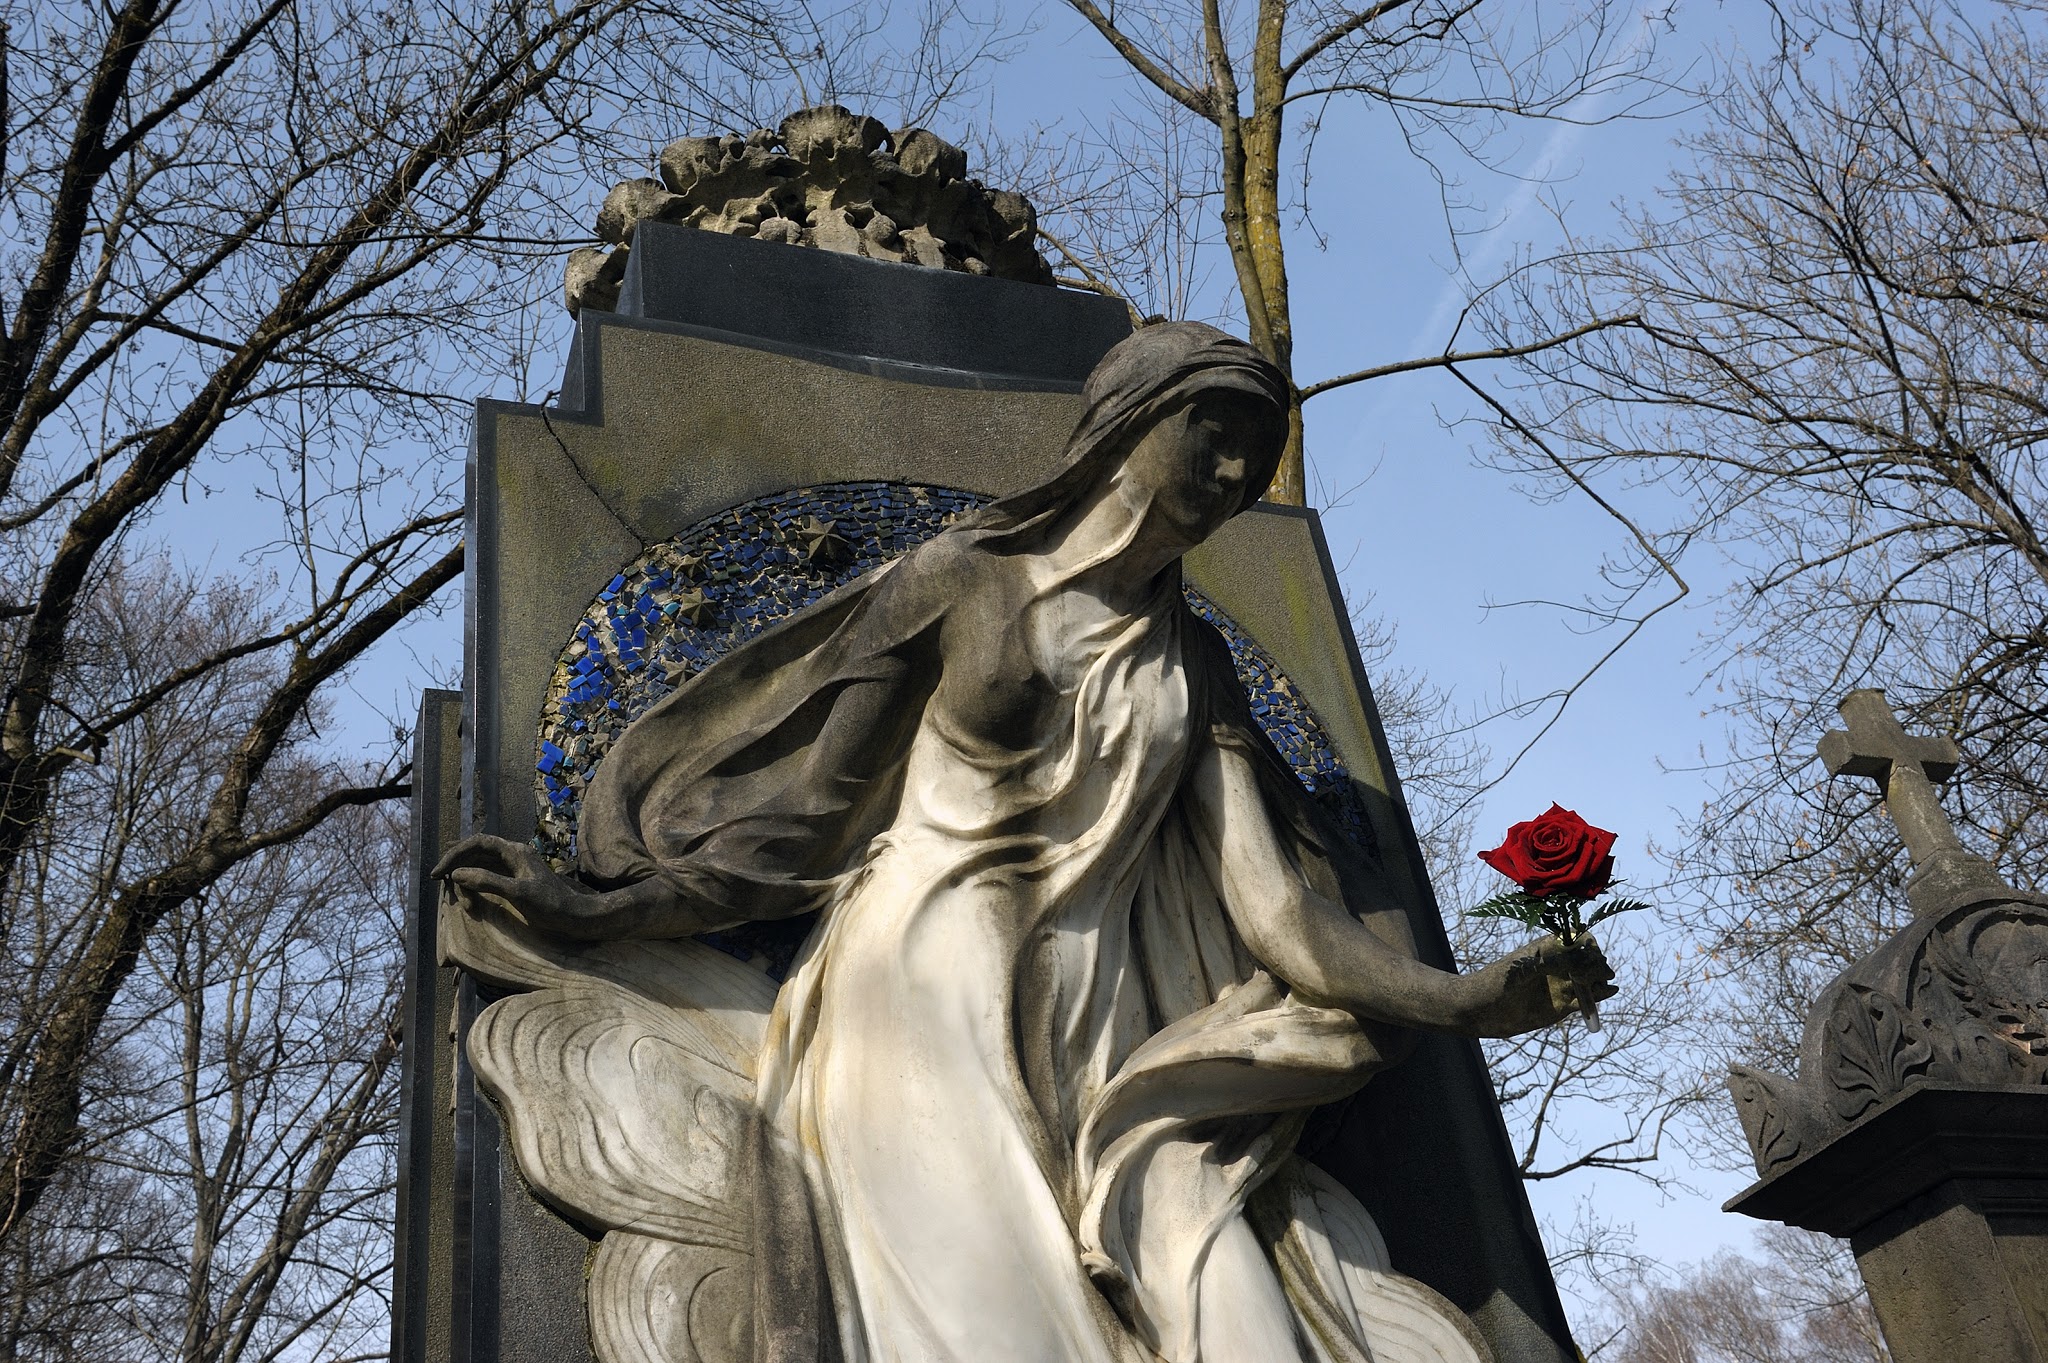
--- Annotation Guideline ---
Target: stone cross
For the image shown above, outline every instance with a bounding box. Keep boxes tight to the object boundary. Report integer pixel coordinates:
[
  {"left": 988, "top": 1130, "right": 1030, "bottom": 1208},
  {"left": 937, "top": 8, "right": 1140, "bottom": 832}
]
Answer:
[
  {"left": 1726, "top": 687, "right": 2048, "bottom": 1363},
  {"left": 1816, "top": 688, "right": 1962, "bottom": 867},
  {"left": 1816, "top": 688, "right": 2010, "bottom": 915}
]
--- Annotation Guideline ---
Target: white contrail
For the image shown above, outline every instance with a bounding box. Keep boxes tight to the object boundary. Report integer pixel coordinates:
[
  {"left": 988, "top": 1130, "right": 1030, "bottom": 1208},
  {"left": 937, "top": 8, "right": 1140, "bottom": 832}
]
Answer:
[{"left": 1347, "top": 2, "right": 1667, "bottom": 447}]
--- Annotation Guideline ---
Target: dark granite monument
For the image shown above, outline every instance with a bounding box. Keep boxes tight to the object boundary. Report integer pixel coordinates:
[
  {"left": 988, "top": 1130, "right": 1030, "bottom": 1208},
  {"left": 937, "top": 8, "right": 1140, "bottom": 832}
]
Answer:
[
  {"left": 1727, "top": 688, "right": 2048, "bottom": 1362},
  {"left": 391, "top": 110, "right": 1588, "bottom": 1363}
]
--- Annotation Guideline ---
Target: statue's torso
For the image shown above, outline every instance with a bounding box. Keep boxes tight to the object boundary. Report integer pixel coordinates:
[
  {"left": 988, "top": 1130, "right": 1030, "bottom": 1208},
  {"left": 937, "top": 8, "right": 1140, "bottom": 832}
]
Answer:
[{"left": 900, "top": 547, "right": 1194, "bottom": 858}]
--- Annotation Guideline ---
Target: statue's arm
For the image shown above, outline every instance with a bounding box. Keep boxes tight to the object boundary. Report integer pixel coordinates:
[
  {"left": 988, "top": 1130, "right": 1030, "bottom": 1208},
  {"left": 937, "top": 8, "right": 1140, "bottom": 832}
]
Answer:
[
  {"left": 434, "top": 654, "right": 929, "bottom": 940},
  {"left": 1187, "top": 740, "right": 1611, "bottom": 1038},
  {"left": 433, "top": 834, "right": 718, "bottom": 941}
]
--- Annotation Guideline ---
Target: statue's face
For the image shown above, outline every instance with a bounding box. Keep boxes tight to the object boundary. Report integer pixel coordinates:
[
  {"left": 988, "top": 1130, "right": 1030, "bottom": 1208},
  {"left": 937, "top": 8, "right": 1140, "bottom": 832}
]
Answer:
[{"left": 1123, "top": 390, "right": 1284, "bottom": 544}]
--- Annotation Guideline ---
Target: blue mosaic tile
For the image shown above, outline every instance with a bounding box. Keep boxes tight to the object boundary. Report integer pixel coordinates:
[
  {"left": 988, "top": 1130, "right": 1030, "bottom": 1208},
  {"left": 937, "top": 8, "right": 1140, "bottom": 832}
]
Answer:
[{"left": 534, "top": 481, "right": 1370, "bottom": 976}]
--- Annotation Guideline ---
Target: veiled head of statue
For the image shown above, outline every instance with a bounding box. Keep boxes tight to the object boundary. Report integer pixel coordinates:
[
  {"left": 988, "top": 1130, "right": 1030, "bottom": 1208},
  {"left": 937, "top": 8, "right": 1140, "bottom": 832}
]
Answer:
[
  {"left": 1118, "top": 386, "right": 1285, "bottom": 543},
  {"left": 971, "top": 321, "right": 1288, "bottom": 544}
]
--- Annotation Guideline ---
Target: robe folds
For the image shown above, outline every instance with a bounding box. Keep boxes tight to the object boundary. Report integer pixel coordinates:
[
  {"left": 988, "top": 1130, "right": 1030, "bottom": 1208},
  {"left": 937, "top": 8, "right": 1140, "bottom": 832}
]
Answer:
[{"left": 444, "top": 323, "right": 1493, "bottom": 1363}]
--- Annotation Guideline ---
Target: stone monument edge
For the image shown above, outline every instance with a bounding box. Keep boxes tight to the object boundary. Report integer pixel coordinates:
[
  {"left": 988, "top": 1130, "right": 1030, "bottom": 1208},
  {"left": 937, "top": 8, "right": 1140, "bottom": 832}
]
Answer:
[
  {"left": 555, "top": 307, "right": 1098, "bottom": 424},
  {"left": 1725, "top": 1084, "right": 2048, "bottom": 1235},
  {"left": 393, "top": 688, "right": 463, "bottom": 1363}
]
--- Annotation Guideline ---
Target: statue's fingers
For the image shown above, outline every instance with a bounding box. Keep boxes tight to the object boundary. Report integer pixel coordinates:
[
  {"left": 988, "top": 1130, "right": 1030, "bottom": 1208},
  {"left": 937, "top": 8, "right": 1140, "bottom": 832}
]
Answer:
[
  {"left": 432, "top": 833, "right": 521, "bottom": 879},
  {"left": 429, "top": 841, "right": 479, "bottom": 879},
  {"left": 447, "top": 866, "right": 526, "bottom": 907},
  {"left": 1565, "top": 937, "right": 1613, "bottom": 978}
]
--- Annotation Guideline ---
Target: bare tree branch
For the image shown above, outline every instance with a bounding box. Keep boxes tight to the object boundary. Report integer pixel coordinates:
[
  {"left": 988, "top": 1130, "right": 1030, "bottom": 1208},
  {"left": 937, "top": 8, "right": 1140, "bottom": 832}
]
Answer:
[
  {"left": 1298, "top": 315, "right": 1645, "bottom": 401},
  {"left": 1060, "top": 0, "right": 1218, "bottom": 120}
]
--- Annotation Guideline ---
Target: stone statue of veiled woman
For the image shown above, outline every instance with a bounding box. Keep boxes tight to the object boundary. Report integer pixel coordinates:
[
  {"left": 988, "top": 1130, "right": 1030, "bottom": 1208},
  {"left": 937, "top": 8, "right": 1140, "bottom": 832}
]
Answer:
[{"left": 436, "top": 322, "right": 1613, "bottom": 1363}]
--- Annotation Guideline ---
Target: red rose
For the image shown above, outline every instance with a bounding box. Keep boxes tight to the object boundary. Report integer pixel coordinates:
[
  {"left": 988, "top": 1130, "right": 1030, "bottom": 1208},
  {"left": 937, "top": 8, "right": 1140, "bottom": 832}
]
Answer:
[{"left": 1477, "top": 804, "right": 1618, "bottom": 899}]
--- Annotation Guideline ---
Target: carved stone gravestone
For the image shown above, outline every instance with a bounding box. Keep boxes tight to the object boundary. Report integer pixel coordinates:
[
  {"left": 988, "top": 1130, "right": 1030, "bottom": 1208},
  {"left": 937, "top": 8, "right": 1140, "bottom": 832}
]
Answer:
[
  {"left": 1726, "top": 688, "right": 2048, "bottom": 1362},
  {"left": 392, "top": 111, "right": 1583, "bottom": 1363}
]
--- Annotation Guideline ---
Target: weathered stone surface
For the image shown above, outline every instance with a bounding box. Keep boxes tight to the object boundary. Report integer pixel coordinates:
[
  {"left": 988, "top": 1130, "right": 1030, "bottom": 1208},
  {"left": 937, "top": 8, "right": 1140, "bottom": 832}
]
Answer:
[
  {"left": 563, "top": 244, "right": 628, "bottom": 316},
  {"left": 778, "top": 104, "right": 885, "bottom": 160},
  {"left": 893, "top": 127, "right": 967, "bottom": 181},
  {"left": 656, "top": 136, "right": 720, "bottom": 194},
  {"left": 596, "top": 177, "right": 681, "bottom": 245},
  {"left": 565, "top": 104, "right": 1056, "bottom": 315}
]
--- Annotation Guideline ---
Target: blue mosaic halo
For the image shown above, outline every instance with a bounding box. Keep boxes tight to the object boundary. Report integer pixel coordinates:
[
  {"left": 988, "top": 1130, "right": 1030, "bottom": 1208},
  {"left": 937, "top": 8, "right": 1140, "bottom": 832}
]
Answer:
[{"left": 533, "top": 481, "right": 1368, "bottom": 970}]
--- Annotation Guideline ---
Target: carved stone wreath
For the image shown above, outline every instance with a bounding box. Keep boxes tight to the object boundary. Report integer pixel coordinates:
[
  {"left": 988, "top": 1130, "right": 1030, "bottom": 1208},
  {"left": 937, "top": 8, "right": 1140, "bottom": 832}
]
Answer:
[{"left": 565, "top": 105, "right": 1053, "bottom": 316}]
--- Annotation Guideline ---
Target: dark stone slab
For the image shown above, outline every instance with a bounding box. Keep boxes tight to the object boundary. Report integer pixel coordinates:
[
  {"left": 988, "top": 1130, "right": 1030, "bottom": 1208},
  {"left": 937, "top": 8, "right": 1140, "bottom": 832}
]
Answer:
[
  {"left": 1728, "top": 1085, "right": 2048, "bottom": 1362},
  {"left": 392, "top": 690, "right": 463, "bottom": 1363},
  {"left": 614, "top": 223, "right": 1130, "bottom": 383},
  {"left": 1727, "top": 1084, "right": 2048, "bottom": 1235},
  {"left": 448, "top": 974, "right": 500, "bottom": 1363},
  {"left": 447, "top": 818, "right": 599, "bottom": 1362}
]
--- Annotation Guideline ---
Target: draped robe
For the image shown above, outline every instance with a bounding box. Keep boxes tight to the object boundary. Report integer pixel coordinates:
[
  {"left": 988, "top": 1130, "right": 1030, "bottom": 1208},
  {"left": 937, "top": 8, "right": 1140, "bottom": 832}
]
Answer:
[
  {"left": 443, "top": 323, "right": 1492, "bottom": 1363},
  {"left": 745, "top": 539, "right": 1394, "bottom": 1362}
]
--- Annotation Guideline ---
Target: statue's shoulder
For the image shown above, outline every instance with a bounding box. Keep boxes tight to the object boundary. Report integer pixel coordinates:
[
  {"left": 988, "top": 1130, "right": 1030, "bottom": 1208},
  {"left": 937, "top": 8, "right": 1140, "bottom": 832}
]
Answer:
[{"left": 875, "top": 530, "right": 997, "bottom": 615}]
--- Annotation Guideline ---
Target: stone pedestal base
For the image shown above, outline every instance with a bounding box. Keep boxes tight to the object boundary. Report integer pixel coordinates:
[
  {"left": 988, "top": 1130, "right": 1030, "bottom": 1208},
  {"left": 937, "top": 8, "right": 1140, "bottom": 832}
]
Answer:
[{"left": 1727, "top": 1086, "right": 2048, "bottom": 1362}]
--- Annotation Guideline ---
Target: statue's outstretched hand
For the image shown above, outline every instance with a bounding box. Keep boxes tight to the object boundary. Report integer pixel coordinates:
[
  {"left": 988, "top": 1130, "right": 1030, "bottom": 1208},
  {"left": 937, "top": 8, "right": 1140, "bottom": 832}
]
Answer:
[
  {"left": 1463, "top": 935, "right": 1617, "bottom": 1037},
  {"left": 433, "top": 834, "right": 671, "bottom": 941}
]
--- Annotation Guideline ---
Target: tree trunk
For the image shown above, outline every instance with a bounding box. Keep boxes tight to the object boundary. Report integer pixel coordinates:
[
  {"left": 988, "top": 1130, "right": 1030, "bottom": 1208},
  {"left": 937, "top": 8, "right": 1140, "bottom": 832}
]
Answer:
[{"left": 1242, "top": 0, "right": 1300, "bottom": 503}]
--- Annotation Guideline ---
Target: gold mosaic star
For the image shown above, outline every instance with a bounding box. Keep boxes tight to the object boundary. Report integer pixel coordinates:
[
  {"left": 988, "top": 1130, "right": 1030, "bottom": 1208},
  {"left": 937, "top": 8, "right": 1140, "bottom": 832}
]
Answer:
[
  {"left": 794, "top": 514, "right": 850, "bottom": 564},
  {"left": 671, "top": 586, "right": 717, "bottom": 626}
]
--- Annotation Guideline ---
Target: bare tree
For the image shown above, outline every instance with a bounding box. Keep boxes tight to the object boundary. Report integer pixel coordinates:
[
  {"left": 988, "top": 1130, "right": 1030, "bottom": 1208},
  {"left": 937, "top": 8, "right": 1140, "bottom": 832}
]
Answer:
[
  {"left": 1592, "top": 1226, "right": 1889, "bottom": 1363},
  {"left": 1002, "top": 95, "right": 1231, "bottom": 329},
  {"left": 0, "top": 562, "right": 404, "bottom": 1363},
  {"left": 1480, "top": 0, "right": 2048, "bottom": 1108},
  {"left": 0, "top": 0, "right": 1013, "bottom": 1323},
  {"left": 1025, "top": 0, "right": 1670, "bottom": 502},
  {"left": 1002, "top": 2, "right": 1711, "bottom": 1247}
]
